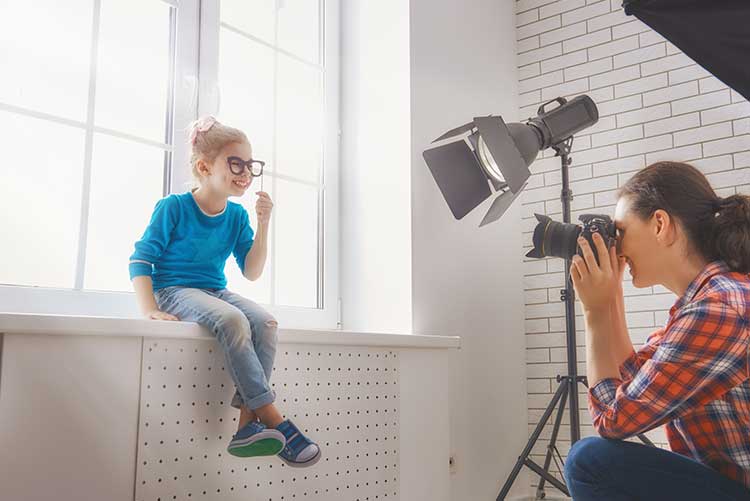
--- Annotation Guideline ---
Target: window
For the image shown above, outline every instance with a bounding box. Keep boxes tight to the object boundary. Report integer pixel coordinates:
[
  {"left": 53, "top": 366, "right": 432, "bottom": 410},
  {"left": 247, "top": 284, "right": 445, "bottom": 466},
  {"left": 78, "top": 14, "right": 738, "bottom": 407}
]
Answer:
[
  {"left": 0, "top": 0, "right": 182, "bottom": 292},
  {"left": 0, "top": 0, "right": 339, "bottom": 329}
]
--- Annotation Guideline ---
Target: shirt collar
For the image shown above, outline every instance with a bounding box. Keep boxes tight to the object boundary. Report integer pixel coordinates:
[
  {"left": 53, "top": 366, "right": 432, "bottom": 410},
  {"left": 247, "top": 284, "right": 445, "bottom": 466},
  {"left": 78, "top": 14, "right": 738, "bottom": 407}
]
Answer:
[{"left": 670, "top": 260, "right": 729, "bottom": 313}]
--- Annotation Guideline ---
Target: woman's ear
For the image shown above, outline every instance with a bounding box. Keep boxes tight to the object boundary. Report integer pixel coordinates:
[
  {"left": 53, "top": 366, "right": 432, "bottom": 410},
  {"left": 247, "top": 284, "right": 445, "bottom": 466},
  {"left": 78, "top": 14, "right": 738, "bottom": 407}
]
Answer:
[{"left": 653, "top": 209, "right": 676, "bottom": 245}]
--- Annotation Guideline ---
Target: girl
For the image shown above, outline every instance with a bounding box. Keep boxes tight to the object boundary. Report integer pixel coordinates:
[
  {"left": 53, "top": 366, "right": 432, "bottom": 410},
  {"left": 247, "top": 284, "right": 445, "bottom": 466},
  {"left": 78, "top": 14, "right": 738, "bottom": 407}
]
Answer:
[
  {"left": 129, "top": 116, "right": 321, "bottom": 468},
  {"left": 564, "top": 161, "right": 750, "bottom": 500}
]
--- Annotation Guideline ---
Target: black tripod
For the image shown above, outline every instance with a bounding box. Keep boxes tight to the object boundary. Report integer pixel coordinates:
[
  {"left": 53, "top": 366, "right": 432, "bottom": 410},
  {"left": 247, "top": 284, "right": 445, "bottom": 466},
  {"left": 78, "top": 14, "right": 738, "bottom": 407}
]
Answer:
[{"left": 496, "top": 138, "right": 653, "bottom": 500}]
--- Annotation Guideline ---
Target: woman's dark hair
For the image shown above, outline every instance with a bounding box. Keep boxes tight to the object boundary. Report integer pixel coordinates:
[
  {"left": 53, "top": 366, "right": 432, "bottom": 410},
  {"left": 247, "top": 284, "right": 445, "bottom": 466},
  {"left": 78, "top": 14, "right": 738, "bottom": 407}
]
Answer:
[{"left": 618, "top": 161, "right": 750, "bottom": 273}]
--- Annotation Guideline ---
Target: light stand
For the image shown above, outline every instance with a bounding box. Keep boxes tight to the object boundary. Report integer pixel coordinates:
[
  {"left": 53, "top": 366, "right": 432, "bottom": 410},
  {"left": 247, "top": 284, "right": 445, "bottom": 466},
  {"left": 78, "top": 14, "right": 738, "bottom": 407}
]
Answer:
[
  {"left": 496, "top": 138, "right": 582, "bottom": 500},
  {"left": 496, "top": 138, "right": 655, "bottom": 500}
]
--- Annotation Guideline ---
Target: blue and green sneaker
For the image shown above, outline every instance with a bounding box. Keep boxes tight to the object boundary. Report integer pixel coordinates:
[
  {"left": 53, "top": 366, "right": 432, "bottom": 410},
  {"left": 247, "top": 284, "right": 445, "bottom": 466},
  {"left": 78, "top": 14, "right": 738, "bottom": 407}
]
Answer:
[{"left": 227, "top": 421, "right": 286, "bottom": 458}]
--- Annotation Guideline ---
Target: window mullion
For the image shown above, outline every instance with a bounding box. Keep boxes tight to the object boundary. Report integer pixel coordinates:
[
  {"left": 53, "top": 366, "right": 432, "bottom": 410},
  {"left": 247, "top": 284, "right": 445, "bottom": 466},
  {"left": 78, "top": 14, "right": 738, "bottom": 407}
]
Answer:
[
  {"left": 270, "top": 0, "right": 280, "bottom": 307},
  {"left": 163, "top": 7, "right": 178, "bottom": 196},
  {"left": 197, "top": 1, "right": 221, "bottom": 118},
  {"left": 74, "top": 0, "right": 102, "bottom": 290},
  {"left": 170, "top": 0, "right": 201, "bottom": 194}
]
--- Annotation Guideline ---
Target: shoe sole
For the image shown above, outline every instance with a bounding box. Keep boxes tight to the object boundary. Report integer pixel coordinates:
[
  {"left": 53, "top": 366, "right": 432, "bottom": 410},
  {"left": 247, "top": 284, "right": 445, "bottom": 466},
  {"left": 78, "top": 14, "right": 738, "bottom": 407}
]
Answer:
[
  {"left": 279, "top": 448, "right": 322, "bottom": 468},
  {"left": 227, "top": 430, "right": 286, "bottom": 458}
]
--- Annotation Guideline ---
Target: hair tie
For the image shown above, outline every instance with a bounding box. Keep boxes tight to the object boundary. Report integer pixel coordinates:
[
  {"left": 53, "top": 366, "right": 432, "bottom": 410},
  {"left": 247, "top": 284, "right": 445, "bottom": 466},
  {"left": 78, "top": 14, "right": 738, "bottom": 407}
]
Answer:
[{"left": 189, "top": 116, "right": 218, "bottom": 145}]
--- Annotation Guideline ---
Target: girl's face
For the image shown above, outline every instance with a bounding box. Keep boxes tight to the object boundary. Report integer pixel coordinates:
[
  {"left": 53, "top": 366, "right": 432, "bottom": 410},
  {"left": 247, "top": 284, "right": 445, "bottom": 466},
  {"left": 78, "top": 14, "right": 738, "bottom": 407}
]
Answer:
[
  {"left": 202, "top": 141, "right": 255, "bottom": 197},
  {"left": 614, "top": 195, "right": 666, "bottom": 288}
]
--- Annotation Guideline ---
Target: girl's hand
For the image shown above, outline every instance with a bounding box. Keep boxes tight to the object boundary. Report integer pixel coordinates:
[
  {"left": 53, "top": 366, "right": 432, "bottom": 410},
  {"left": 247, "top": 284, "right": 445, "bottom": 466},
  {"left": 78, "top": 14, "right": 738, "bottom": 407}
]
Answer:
[
  {"left": 256, "top": 191, "right": 274, "bottom": 225},
  {"left": 570, "top": 232, "right": 622, "bottom": 313},
  {"left": 147, "top": 309, "right": 179, "bottom": 321}
]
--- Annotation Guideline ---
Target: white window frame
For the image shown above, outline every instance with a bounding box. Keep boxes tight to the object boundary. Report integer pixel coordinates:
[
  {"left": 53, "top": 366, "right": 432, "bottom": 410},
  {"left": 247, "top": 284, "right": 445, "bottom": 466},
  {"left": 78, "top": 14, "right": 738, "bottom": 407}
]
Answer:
[
  {"left": 0, "top": 0, "right": 340, "bottom": 331},
  {"left": 193, "top": 0, "right": 340, "bottom": 330}
]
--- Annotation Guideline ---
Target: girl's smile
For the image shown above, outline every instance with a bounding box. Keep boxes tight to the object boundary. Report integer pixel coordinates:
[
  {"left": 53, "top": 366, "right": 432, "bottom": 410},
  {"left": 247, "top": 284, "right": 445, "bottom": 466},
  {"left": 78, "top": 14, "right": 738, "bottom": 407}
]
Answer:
[{"left": 232, "top": 177, "right": 251, "bottom": 190}]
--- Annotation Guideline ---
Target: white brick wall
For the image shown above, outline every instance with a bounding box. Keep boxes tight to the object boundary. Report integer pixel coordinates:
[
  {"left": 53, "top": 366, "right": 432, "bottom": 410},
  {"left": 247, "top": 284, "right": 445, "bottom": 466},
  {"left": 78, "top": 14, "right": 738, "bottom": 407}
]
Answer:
[{"left": 516, "top": 0, "right": 749, "bottom": 496}]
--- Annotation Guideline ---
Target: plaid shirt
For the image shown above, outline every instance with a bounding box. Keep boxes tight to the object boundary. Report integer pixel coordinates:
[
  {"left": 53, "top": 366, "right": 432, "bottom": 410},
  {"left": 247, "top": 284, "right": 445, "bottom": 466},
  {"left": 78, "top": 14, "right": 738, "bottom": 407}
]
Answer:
[{"left": 589, "top": 261, "right": 750, "bottom": 488}]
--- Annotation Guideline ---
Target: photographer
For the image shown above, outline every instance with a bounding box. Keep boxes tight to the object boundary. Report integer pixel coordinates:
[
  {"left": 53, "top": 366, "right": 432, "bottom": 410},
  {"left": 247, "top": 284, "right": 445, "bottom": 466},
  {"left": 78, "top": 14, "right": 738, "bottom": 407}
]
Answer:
[{"left": 563, "top": 161, "right": 750, "bottom": 500}]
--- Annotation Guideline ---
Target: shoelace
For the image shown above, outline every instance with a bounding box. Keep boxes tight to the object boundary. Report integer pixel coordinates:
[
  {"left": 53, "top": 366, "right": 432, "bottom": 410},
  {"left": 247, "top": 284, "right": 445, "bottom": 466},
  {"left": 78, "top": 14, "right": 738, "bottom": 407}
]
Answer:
[{"left": 279, "top": 422, "right": 312, "bottom": 455}]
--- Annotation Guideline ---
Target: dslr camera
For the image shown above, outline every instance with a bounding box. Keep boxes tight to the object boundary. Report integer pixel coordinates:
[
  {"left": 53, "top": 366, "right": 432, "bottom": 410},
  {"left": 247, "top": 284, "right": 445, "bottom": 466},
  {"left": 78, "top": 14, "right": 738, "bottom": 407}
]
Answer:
[{"left": 526, "top": 213, "right": 616, "bottom": 264}]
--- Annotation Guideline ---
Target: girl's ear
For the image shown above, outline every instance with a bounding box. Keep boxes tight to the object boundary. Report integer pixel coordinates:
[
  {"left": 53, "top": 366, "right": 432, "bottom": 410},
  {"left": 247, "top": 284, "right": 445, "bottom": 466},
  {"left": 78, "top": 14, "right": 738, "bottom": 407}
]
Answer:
[{"left": 196, "top": 158, "right": 211, "bottom": 177}]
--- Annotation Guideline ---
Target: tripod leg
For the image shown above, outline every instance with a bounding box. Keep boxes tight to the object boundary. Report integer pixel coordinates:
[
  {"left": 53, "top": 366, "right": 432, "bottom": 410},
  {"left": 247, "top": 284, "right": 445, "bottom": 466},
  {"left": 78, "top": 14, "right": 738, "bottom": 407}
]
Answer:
[
  {"left": 638, "top": 433, "right": 656, "bottom": 447},
  {"left": 496, "top": 380, "right": 568, "bottom": 501},
  {"left": 535, "top": 380, "right": 569, "bottom": 499}
]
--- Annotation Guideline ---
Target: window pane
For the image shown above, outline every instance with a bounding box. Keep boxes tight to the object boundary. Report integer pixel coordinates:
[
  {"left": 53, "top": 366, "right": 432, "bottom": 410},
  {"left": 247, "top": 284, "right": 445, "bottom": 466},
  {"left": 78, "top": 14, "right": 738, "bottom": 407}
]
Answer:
[
  {"left": 274, "top": 179, "right": 318, "bottom": 308},
  {"left": 277, "top": 0, "right": 320, "bottom": 65},
  {"left": 276, "top": 54, "right": 322, "bottom": 183},
  {"left": 84, "top": 134, "right": 165, "bottom": 292},
  {"left": 0, "top": 0, "right": 92, "bottom": 121},
  {"left": 95, "top": 0, "right": 172, "bottom": 142},
  {"left": 0, "top": 111, "right": 85, "bottom": 288},
  {"left": 220, "top": 0, "right": 275, "bottom": 45},
  {"left": 224, "top": 186, "right": 276, "bottom": 305},
  {"left": 218, "top": 28, "right": 275, "bottom": 168}
]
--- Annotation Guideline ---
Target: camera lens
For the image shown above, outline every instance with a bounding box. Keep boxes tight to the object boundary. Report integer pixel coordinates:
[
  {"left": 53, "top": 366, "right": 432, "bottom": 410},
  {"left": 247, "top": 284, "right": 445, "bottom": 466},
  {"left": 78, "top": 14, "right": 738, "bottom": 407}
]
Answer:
[
  {"left": 545, "top": 220, "right": 581, "bottom": 259},
  {"left": 526, "top": 213, "right": 616, "bottom": 263},
  {"left": 527, "top": 213, "right": 581, "bottom": 260}
]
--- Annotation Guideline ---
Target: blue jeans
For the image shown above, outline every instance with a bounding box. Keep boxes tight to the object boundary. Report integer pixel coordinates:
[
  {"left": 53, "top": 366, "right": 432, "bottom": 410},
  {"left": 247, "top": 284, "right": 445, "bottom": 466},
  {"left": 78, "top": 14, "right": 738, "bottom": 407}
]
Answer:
[
  {"left": 154, "top": 287, "right": 278, "bottom": 410},
  {"left": 564, "top": 437, "right": 750, "bottom": 501}
]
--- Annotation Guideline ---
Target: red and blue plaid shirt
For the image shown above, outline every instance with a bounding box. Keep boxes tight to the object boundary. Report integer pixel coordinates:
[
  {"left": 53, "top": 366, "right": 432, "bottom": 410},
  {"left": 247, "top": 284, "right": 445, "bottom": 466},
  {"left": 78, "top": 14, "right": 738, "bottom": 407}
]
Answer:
[{"left": 589, "top": 261, "right": 750, "bottom": 487}]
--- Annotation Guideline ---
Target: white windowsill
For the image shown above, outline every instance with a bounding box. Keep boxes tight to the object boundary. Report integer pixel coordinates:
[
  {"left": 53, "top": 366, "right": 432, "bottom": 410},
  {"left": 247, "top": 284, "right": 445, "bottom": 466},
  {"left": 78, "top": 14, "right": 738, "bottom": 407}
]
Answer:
[{"left": 0, "top": 312, "right": 460, "bottom": 349}]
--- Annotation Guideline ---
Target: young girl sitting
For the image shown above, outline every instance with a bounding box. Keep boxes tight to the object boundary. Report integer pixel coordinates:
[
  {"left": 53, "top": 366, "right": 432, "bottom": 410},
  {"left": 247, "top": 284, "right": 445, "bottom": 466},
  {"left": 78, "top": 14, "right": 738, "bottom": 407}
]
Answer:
[{"left": 129, "top": 116, "right": 321, "bottom": 468}]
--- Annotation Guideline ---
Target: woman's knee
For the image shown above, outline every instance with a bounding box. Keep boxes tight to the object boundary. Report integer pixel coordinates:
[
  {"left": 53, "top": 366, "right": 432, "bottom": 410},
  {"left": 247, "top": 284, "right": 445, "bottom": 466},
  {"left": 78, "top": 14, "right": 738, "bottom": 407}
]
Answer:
[{"left": 564, "top": 436, "right": 614, "bottom": 482}]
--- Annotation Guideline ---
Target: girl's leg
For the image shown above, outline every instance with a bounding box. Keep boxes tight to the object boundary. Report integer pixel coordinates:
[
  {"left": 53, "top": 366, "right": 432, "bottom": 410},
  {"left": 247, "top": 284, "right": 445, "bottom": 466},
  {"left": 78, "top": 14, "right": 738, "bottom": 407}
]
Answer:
[
  {"left": 564, "top": 437, "right": 750, "bottom": 501},
  {"left": 155, "top": 287, "right": 276, "bottom": 418},
  {"left": 215, "top": 290, "right": 277, "bottom": 381},
  {"left": 215, "top": 289, "right": 321, "bottom": 467},
  {"left": 215, "top": 290, "right": 281, "bottom": 428},
  {"left": 238, "top": 402, "right": 284, "bottom": 430}
]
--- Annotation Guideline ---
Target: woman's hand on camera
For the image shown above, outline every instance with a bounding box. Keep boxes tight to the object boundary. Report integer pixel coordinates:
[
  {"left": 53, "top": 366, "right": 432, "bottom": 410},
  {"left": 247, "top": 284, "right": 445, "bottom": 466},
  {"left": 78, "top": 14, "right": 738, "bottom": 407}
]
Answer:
[{"left": 570, "top": 232, "right": 621, "bottom": 313}]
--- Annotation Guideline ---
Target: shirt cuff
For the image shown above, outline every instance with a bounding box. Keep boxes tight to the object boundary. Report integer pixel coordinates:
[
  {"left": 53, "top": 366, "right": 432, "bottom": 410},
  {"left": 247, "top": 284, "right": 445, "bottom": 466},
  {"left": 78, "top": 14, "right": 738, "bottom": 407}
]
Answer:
[
  {"left": 589, "top": 377, "right": 621, "bottom": 410},
  {"left": 619, "top": 351, "right": 640, "bottom": 380},
  {"left": 129, "top": 261, "right": 153, "bottom": 280}
]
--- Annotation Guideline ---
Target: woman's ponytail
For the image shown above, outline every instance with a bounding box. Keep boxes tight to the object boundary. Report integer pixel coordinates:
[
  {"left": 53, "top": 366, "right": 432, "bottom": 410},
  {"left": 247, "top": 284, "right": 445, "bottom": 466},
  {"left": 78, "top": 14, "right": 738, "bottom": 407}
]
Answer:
[{"left": 712, "top": 194, "right": 750, "bottom": 273}]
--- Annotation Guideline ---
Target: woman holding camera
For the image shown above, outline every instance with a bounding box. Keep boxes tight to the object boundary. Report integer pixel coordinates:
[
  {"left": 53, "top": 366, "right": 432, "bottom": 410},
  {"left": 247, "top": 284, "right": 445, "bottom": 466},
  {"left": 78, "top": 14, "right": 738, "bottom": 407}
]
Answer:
[{"left": 564, "top": 161, "right": 750, "bottom": 500}]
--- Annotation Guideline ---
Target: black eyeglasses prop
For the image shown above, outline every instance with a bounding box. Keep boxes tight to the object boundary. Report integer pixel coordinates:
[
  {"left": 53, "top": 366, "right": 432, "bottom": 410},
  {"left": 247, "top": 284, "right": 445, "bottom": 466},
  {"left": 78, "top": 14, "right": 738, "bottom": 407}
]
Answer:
[{"left": 227, "top": 156, "right": 264, "bottom": 177}]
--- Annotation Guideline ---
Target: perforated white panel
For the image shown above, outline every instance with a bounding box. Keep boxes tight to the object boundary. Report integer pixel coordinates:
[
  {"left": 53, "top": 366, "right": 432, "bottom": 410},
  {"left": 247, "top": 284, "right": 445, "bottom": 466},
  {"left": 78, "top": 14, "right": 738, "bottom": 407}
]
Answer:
[{"left": 136, "top": 339, "right": 400, "bottom": 501}]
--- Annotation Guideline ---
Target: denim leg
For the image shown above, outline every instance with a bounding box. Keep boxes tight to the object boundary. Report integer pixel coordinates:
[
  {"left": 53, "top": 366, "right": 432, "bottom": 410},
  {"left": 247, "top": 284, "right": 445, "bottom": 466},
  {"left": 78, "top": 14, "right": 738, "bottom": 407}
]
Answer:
[
  {"left": 564, "top": 437, "right": 750, "bottom": 501},
  {"left": 215, "top": 289, "right": 278, "bottom": 410},
  {"left": 154, "top": 287, "right": 275, "bottom": 410}
]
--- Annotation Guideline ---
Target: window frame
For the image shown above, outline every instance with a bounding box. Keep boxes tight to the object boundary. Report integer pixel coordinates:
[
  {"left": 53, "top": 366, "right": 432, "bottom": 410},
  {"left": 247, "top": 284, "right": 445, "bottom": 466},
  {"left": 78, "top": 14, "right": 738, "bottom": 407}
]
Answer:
[
  {"left": 192, "top": 0, "right": 340, "bottom": 329},
  {"left": 0, "top": 0, "right": 340, "bottom": 331}
]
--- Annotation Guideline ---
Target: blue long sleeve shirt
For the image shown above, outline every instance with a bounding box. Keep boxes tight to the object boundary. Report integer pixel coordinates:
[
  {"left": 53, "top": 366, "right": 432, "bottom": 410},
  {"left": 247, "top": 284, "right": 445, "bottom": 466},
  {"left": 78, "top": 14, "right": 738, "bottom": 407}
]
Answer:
[{"left": 129, "top": 192, "right": 254, "bottom": 290}]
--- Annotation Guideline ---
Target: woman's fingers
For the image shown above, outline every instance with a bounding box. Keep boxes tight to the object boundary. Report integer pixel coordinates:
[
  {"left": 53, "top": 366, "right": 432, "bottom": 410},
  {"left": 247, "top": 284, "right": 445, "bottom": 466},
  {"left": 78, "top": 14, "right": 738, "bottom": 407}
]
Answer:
[
  {"left": 577, "top": 237, "right": 599, "bottom": 276},
  {"left": 571, "top": 255, "right": 586, "bottom": 279},
  {"left": 570, "top": 259, "right": 582, "bottom": 288},
  {"left": 610, "top": 246, "right": 626, "bottom": 281},
  {"left": 592, "top": 232, "right": 612, "bottom": 274}
]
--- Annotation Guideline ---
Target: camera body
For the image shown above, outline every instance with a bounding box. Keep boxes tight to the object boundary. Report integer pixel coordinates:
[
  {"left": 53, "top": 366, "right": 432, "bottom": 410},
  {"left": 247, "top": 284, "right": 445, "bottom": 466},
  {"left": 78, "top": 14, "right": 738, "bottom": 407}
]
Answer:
[
  {"left": 578, "top": 214, "right": 616, "bottom": 262},
  {"left": 526, "top": 213, "right": 616, "bottom": 263}
]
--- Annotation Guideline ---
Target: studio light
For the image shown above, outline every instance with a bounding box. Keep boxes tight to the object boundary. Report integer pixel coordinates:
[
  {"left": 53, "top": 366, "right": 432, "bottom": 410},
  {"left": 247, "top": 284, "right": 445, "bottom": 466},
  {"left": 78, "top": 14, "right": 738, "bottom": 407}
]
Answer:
[
  {"left": 422, "top": 95, "right": 599, "bottom": 226},
  {"left": 422, "top": 94, "right": 605, "bottom": 500}
]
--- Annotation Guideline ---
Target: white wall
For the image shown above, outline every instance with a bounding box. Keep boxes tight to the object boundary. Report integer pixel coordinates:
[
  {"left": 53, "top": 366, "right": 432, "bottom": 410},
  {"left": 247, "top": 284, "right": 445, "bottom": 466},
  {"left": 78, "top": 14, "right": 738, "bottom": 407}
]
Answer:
[
  {"left": 340, "top": 0, "right": 413, "bottom": 335},
  {"left": 516, "top": 0, "right": 750, "bottom": 496},
  {"left": 410, "top": 1, "right": 529, "bottom": 500}
]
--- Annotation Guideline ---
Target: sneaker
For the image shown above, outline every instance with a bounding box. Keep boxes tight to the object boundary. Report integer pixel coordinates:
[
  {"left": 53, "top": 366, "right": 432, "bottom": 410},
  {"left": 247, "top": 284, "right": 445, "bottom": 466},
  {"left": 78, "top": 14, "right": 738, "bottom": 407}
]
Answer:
[
  {"left": 276, "top": 419, "right": 322, "bottom": 468},
  {"left": 227, "top": 421, "right": 286, "bottom": 458}
]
